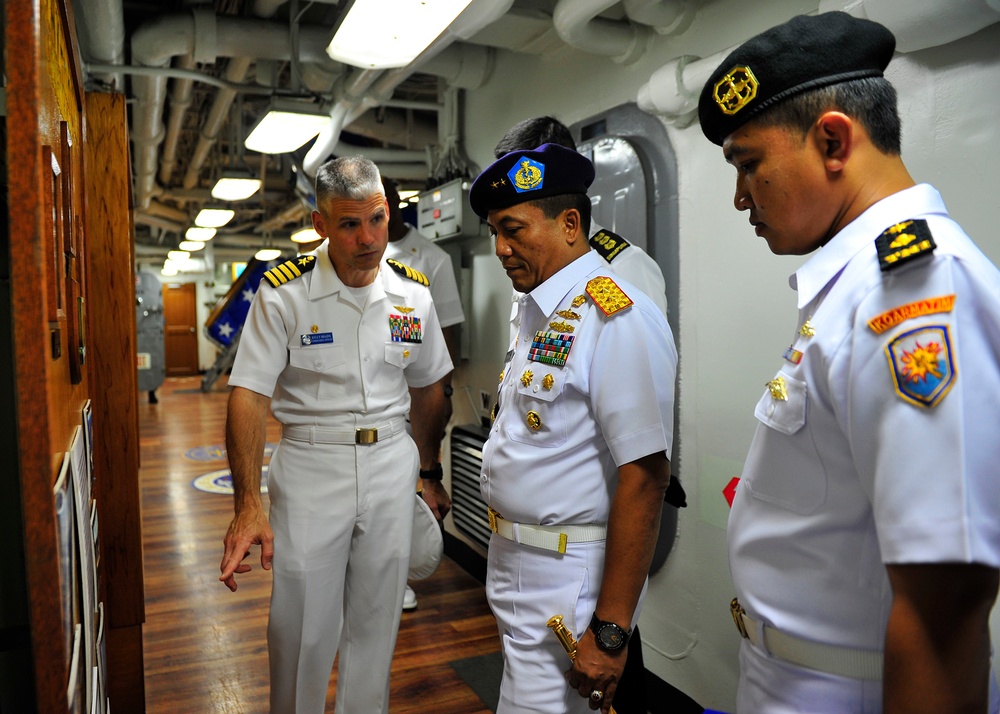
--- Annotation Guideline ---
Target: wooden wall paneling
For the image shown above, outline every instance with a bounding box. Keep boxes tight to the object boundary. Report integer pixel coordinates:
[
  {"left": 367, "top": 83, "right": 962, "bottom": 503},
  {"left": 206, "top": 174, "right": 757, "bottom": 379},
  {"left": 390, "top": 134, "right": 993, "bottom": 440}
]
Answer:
[
  {"left": 5, "top": 0, "right": 69, "bottom": 710},
  {"left": 83, "top": 89, "right": 145, "bottom": 711}
]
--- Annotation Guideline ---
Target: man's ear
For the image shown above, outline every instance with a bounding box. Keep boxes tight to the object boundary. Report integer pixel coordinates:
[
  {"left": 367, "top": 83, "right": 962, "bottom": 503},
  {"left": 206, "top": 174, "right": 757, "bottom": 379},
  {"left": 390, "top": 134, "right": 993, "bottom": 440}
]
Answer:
[
  {"left": 814, "top": 111, "right": 853, "bottom": 172},
  {"left": 561, "top": 208, "right": 581, "bottom": 244},
  {"left": 311, "top": 209, "right": 327, "bottom": 237}
]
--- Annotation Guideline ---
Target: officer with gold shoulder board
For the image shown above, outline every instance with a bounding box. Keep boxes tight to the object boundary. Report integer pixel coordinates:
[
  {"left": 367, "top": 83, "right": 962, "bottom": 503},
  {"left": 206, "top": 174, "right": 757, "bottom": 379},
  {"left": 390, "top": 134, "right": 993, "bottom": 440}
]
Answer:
[
  {"left": 471, "top": 143, "right": 677, "bottom": 714},
  {"left": 698, "top": 12, "right": 1000, "bottom": 713},
  {"left": 219, "top": 156, "right": 452, "bottom": 714}
]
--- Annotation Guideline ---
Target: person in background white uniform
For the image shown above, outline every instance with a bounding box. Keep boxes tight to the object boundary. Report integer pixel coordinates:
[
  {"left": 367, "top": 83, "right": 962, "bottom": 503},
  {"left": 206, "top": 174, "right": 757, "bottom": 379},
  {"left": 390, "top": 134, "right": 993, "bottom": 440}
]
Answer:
[
  {"left": 219, "top": 156, "right": 452, "bottom": 714},
  {"left": 494, "top": 116, "right": 685, "bottom": 714},
  {"left": 698, "top": 12, "right": 1000, "bottom": 713},
  {"left": 382, "top": 176, "right": 465, "bottom": 610},
  {"left": 470, "top": 143, "right": 677, "bottom": 714}
]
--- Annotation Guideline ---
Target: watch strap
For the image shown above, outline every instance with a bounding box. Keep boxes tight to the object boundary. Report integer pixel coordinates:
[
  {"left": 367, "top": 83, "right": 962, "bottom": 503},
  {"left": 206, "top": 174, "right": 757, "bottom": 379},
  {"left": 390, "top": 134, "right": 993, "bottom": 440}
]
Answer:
[{"left": 419, "top": 463, "right": 444, "bottom": 482}]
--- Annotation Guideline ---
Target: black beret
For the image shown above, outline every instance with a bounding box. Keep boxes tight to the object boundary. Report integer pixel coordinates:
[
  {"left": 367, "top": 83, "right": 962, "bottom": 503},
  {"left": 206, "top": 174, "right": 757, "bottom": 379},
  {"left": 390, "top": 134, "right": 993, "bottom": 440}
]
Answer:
[
  {"left": 698, "top": 12, "right": 896, "bottom": 145},
  {"left": 469, "top": 143, "right": 595, "bottom": 219}
]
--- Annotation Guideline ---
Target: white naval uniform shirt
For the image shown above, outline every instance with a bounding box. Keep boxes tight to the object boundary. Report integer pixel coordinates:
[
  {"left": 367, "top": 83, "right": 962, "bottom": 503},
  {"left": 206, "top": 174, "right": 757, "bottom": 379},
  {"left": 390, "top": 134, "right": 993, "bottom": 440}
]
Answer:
[
  {"left": 383, "top": 223, "right": 466, "bottom": 328},
  {"left": 229, "top": 240, "right": 453, "bottom": 425},
  {"left": 729, "top": 184, "right": 1000, "bottom": 653},
  {"left": 483, "top": 249, "right": 676, "bottom": 526},
  {"left": 509, "top": 222, "right": 668, "bottom": 342}
]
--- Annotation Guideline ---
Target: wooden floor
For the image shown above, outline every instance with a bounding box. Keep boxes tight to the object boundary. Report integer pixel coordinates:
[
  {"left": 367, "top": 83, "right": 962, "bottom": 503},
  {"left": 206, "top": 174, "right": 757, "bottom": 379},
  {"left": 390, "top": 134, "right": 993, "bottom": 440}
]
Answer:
[{"left": 139, "top": 376, "right": 501, "bottom": 713}]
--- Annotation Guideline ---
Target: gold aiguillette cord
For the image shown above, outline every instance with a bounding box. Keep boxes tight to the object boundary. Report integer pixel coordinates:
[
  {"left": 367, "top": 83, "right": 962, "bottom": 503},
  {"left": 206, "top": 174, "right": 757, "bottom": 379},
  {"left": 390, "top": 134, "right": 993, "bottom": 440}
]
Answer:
[{"left": 546, "top": 615, "right": 617, "bottom": 714}]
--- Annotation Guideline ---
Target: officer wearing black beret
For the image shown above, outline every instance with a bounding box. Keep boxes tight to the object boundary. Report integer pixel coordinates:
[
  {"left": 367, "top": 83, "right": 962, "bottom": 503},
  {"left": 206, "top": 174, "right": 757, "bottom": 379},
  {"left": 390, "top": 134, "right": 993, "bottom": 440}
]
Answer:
[
  {"left": 470, "top": 143, "right": 678, "bottom": 713},
  {"left": 700, "top": 12, "right": 1000, "bottom": 713}
]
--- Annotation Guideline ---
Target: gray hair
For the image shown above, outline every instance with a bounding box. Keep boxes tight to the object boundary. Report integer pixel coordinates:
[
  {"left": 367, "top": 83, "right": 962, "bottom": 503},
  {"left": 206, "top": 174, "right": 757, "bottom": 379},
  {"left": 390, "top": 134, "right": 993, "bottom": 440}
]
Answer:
[{"left": 314, "top": 156, "right": 384, "bottom": 207}]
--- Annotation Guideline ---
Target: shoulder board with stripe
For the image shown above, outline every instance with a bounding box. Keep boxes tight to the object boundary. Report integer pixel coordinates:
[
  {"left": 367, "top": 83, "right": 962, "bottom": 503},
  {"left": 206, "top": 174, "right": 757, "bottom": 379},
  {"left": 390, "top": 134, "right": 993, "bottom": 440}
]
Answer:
[
  {"left": 262, "top": 255, "right": 317, "bottom": 287},
  {"left": 875, "top": 218, "right": 937, "bottom": 272},
  {"left": 589, "top": 229, "right": 631, "bottom": 264},
  {"left": 386, "top": 257, "right": 429, "bottom": 287}
]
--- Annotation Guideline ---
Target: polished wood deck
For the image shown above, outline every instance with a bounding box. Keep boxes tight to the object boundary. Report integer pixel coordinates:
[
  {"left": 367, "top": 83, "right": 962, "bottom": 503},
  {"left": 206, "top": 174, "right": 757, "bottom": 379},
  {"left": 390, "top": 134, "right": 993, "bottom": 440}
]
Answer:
[{"left": 139, "top": 376, "right": 500, "bottom": 713}]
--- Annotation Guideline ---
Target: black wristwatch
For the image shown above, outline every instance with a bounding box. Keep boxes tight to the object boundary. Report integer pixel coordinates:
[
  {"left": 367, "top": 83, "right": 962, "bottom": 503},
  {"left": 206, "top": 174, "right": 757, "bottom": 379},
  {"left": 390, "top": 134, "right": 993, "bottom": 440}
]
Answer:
[
  {"left": 589, "top": 614, "right": 631, "bottom": 653},
  {"left": 419, "top": 463, "right": 444, "bottom": 482}
]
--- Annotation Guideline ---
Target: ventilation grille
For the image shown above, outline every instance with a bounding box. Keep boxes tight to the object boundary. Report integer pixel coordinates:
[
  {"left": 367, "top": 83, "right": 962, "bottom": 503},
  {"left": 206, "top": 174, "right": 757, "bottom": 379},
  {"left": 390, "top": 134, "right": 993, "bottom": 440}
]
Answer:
[{"left": 450, "top": 424, "right": 491, "bottom": 551}]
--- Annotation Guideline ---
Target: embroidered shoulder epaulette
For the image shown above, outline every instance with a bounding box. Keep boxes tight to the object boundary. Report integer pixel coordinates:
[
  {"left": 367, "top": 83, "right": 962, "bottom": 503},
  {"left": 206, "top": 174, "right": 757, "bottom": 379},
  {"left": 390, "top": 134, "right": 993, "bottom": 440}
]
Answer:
[
  {"left": 586, "top": 275, "right": 633, "bottom": 316},
  {"left": 875, "top": 218, "right": 937, "bottom": 272},
  {"left": 386, "top": 257, "right": 429, "bottom": 287},
  {"left": 589, "top": 229, "right": 631, "bottom": 264},
  {"left": 262, "top": 255, "right": 317, "bottom": 287}
]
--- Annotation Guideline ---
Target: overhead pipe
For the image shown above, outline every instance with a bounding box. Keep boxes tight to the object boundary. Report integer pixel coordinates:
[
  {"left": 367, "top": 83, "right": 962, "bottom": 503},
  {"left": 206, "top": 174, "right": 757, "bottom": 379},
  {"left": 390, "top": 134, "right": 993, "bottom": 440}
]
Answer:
[
  {"left": 552, "top": 0, "right": 652, "bottom": 65},
  {"left": 622, "top": 0, "right": 694, "bottom": 35},
  {"left": 128, "top": 8, "right": 344, "bottom": 208},
  {"left": 71, "top": 0, "right": 126, "bottom": 89},
  {"left": 819, "top": 0, "right": 1000, "bottom": 52},
  {"left": 182, "top": 56, "right": 253, "bottom": 189},
  {"left": 158, "top": 54, "right": 196, "bottom": 186},
  {"left": 636, "top": 52, "right": 723, "bottom": 127}
]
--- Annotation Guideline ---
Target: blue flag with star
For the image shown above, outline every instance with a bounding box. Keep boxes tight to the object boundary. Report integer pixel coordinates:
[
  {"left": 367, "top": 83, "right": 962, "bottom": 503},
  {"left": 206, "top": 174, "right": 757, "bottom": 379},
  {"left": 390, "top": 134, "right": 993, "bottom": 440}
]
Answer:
[{"left": 205, "top": 257, "right": 280, "bottom": 348}]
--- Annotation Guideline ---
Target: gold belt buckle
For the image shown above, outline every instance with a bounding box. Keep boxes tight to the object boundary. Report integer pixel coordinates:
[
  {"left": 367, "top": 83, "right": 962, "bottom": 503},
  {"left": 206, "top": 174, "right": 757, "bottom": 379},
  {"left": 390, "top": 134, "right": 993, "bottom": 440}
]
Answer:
[
  {"left": 730, "top": 597, "right": 749, "bottom": 639},
  {"left": 355, "top": 427, "right": 378, "bottom": 444},
  {"left": 488, "top": 507, "right": 500, "bottom": 533}
]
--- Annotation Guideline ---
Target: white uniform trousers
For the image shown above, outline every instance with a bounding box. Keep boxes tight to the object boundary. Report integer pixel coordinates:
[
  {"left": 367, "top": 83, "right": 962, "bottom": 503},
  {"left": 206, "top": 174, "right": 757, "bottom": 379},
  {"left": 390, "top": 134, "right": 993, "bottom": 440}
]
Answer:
[
  {"left": 737, "top": 638, "right": 1000, "bottom": 713},
  {"left": 487, "top": 534, "right": 647, "bottom": 713},
  {"left": 266, "top": 431, "right": 418, "bottom": 714}
]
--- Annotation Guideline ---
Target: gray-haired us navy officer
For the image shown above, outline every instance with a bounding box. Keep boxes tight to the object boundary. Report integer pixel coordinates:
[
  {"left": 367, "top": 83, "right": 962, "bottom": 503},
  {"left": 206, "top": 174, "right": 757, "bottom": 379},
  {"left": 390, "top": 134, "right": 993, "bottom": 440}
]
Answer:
[
  {"left": 219, "top": 155, "right": 452, "bottom": 714},
  {"left": 699, "top": 12, "right": 1000, "bottom": 713},
  {"left": 471, "top": 143, "right": 677, "bottom": 714}
]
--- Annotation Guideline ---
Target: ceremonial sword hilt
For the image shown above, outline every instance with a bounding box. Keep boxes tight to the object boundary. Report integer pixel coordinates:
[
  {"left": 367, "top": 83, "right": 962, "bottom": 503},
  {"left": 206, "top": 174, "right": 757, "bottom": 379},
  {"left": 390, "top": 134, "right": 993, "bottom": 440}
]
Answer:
[{"left": 546, "top": 615, "right": 617, "bottom": 713}]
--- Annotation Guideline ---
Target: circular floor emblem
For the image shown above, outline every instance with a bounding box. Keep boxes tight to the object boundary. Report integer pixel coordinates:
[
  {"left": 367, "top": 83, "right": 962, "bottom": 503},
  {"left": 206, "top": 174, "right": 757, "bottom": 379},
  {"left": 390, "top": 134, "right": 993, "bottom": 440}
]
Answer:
[{"left": 192, "top": 466, "right": 269, "bottom": 495}]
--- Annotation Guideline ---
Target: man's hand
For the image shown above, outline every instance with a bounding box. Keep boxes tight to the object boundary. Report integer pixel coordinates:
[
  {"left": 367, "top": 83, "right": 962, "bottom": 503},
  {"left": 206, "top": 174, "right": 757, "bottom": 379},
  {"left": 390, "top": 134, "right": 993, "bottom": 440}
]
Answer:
[
  {"left": 219, "top": 506, "right": 274, "bottom": 592},
  {"left": 566, "top": 630, "right": 626, "bottom": 713},
  {"left": 421, "top": 479, "right": 452, "bottom": 521}
]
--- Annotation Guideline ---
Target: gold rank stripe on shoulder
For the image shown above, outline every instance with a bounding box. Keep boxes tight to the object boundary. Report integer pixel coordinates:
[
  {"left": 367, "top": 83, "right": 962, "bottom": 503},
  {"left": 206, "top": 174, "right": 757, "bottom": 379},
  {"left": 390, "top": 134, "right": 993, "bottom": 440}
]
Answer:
[
  {"left": 262, "top": 255, "right": 317, "bottom": 288},
  {"left": 585, "top": 275, "right": 633, "bottom": 316},
  {"left": 875, "top": 218, "right": 937, "bottom": 272},
  {"left": 867, "top": 294, "right": 956, "bottom": 334},
  {"left": 386, "top": 257, "right": 429, "bottom": 287},
  {"left": 589, "top": 229, "right": 631, "bottom": 263}
]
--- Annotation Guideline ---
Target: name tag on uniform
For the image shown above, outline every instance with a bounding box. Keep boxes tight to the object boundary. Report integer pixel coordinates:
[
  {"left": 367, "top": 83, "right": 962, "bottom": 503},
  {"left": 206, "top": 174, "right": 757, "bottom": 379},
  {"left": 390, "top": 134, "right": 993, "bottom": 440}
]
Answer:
[{"left": 301, "top": 332, "right": 333, "bottom": 346}]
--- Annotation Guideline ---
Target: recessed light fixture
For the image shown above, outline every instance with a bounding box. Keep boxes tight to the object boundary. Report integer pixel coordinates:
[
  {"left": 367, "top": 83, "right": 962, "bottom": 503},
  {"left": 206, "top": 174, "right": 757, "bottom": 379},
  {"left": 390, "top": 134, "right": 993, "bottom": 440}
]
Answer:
[
  {"left": 326, "top": 0, "right": 475, "bottom": 69},
  {"left": 195, "top": 208, "right": 235, "bottom": 228},
  {"left": 291, "top": 226, "right": 321, "bottom": 243},
  {"left": 186, "top": 226, "right": 217, "bottom": 241},
  {"left": 255, "top": 248, "right": 283, "bottom": 261}
]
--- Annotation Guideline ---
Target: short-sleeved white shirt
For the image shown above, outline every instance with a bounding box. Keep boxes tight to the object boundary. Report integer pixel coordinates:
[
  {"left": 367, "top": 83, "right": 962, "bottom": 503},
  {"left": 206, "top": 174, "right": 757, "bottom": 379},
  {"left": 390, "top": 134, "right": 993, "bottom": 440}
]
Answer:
[
  {"left": 383, "top": 224, "right": 465, "bottom": 328},
  {"left": 483, "top": 250, "right": 676, "bottom": 525},
  {"left": 729, "top": 184, "right": 1000, "bottom": 649},
  {"left": 229, "top": 240, "right": 453, "bottom": 428}
]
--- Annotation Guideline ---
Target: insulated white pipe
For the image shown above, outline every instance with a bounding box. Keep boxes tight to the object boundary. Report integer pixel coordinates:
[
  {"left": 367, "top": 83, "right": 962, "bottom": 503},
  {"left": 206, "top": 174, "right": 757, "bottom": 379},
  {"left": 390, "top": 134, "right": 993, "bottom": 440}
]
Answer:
[
  {"left": 553, "top": 0, "right": 652, "bottom": 64},
  {"left": 820, "top": 0, "right": 1000, "bottom": 52},
  {"left": 636, "top": 52, "right": 724, "bottom": 125}
]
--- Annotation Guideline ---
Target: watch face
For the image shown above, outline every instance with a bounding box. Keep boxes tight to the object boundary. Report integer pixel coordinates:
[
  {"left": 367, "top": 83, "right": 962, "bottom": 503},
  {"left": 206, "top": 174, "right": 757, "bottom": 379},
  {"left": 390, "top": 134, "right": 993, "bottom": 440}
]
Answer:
[{"left": 597, "top": 623, "right": 626, "bottom": 650}]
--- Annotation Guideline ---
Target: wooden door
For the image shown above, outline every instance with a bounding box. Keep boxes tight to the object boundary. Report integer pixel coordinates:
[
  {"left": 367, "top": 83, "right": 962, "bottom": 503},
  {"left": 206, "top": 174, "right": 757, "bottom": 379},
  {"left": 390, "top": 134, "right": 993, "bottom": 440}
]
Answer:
[{"left": 162, "top": 283, "right": 199, "bottom": 376}]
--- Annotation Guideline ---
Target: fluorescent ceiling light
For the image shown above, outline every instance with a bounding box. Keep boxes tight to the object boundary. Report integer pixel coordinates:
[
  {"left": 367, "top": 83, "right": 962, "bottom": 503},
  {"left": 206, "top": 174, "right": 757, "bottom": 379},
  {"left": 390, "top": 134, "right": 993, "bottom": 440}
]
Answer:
[
  {"left": 179, "top": 240, "right": 205, "bottom": 251},
  {"left": 398, "top": 190, "right": 419, "bottom": 203},
  {"left": 186, "top": 226, "right": 216, "bottom": 241},
  {"left": 167, "top": 250, "right": 190, "bottom": 261},
  {"left": 161, "top": 262, "right": 178, "bottom": 277},
  {"left": 327, "top": 0, "right": 475, "bottom": 69},
  {"left": 291, "top": 226, "right": 321, "bottom": 243},
  {"left": 195, "top": 208, "right": 235, "bottom": 228},
  {"left": 211, "top": 176, "right": 262, "bottom": 201},
  {"left": 245, "top": 101, "right": 329, "bottom": 154},
  {"left": 255, "top": 248, "right": 283, "bottom": 261}
]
